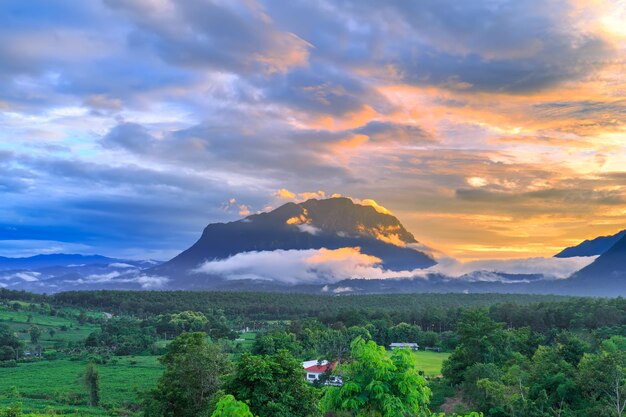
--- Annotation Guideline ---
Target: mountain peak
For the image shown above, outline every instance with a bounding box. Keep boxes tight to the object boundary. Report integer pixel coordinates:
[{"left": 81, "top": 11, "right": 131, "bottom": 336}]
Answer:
[
  {"left": 155, "top": 197, "right": 436, "bottom": 280},
  {"left": 240, "top": 197, "right": 417, "bottom": 247}
]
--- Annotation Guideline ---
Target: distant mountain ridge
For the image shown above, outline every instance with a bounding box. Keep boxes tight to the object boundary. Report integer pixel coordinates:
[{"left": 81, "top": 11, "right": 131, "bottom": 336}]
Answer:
[
  {"left": 154, "top": 197, "right": 436, "bottom": 279},
  {"left": 555, "top": 229, "right": 626, "bottom": 258},
  {"left": 0, "top": 253, "right": 128, "bottom": 271}
]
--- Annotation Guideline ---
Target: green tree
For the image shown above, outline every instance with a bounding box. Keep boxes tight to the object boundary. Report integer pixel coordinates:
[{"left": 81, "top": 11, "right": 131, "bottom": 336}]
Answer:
[
  {"left": 211, "top": 395, "right": 255, "bottom": 417},
  {"left": 29, "top": 326, "right": 41, "bottom": 344},
  {"left": 0, "top": 324, "right": 21, "bottom": 361},
  {"left": 322, "top": 337, "right": 430, "bottom": 417},
  {"left": 169, "top": 311, "right": 209, "bottom": 333},
  {"left": 144, "top": 332, "right": 232, "bottom": 417},
  {"left": 252, "top": 331, "right": 302, "bottom": 356},
  {"left": 49, "top": 328, "right": 56, "bottom": 339},
  {"left": 225, "top": 350, "right": 319, "bottom": 417},
  {"left": 579, "top": 336, "right": 626, "bottom": 417},
  {"left": 442, "top": 310, "right": 510, "bottom": 385},
  {"left": 84, "top": 363, "right": 100, "bottom": 406}
]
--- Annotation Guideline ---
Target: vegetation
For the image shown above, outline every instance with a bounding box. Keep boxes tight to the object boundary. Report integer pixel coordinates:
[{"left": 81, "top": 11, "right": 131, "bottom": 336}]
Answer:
[
  {"left": 143, "top": 332, "right": 231, "bottom": 417},
  {"left": 323, "top": 337, "right": 430, "bottom": 416},
  {"left": 0, "top": 290, "right": 624, "bottom": 417},
  {"left": 84, "top": 363, "right": 101, "bottom": 407}
]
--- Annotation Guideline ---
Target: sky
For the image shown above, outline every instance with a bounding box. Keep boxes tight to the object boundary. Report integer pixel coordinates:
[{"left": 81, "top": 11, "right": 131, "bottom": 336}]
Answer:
[{"left": 1, "top": 0, "right": 626, "bottom": 261}]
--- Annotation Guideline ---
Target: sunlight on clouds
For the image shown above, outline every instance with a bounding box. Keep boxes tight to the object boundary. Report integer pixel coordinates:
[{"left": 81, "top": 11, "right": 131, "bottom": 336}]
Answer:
[{"left": 3, "top": 0, "right": 626, "bottom": 261}]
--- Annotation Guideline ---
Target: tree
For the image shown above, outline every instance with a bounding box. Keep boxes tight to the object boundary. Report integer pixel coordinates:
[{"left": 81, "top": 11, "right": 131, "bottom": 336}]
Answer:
[
  {"left": 84, "top": 363, "right": 100, "bottom": 406},
  {"left": 225, "top": 350, "right": 319, "bottom": 417},
  {"left": 0, "top": 324, "right": 21, "bottom": 361},
  {"left": 442, "top": 310, "right": 510, "bottom": 385},
  {"left": 29, "top": 326, "right": 41, "bottom": 344},
  {"left": 144, "top": 332, "right": 231, "bottom": 417},
  {"left": 252, "top": 331, "right": 302, "bottom": 356},
  {"left": 169, "top": 311, "right": 209, "bottom": 334},
  {"left": 211, "top": 395, "right": 254, "bottom": 417},
  {"left": 322, "top": 337, "right": 430, "bottom": 417},
  {"left": 49, "top": 328, "right": 56, "bottom": 339},
  {"left": 579, "top": 336, "right": 626, "bottom": 417},
  {"left": 78, "top": 311, "right": 87, "bottom": 324}
]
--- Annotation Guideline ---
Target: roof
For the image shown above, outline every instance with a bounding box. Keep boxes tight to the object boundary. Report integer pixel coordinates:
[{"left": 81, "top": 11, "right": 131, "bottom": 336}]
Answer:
[
  {"left": 390, "top": 342, "right": 419, "bottom": 346},
  {"left": 304, "top": 362, "right": 336, "bottom": 373}
]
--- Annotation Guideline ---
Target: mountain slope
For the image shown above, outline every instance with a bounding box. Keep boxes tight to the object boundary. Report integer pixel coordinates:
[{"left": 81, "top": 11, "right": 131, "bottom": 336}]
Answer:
[
  {"left": 555, "top": 229, "right": 626, "bottom": 258},
  {"left": 154, "top": 197, "right": 436, "bottom": 280},
  {"left": 565, "top": 234, "right": 626, "bottom": 295}
]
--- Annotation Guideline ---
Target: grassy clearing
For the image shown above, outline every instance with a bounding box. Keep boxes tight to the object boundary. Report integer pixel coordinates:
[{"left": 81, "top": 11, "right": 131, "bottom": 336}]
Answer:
[
  {"left": 237, "top": 331, "right": 257, "bottom": 350},
  {"left": 0, "top": 398, "right": 111, "bottom": 416},
  {"left": 0, "top": 306, "right": 99, "bottom": 350},
  {"left": 0, "top": 356, "right": 162, "bottom": 413},
  {"left": 411, "top": 350, "right": 450, "bottom": 377}
]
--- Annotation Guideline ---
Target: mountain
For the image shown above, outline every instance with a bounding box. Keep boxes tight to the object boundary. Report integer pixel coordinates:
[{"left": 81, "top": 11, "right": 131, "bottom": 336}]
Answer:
[
  {"left": 0, "top": 254, "right": 163, "bottom": 293},
  {"left": 0, "top": 253, "right": 128, "bottom": 271},
  {"left": 153, "top": 197, "right": 436, "bottom": 283},
  {"left": 565, "top": 234, "right": 626, "bottom": 295},
  {"left": 554, "top": 229, "right": 626, "bottom": 258}
]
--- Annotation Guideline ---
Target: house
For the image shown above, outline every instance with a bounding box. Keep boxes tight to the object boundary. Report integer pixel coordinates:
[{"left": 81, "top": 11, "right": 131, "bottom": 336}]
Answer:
[
  {"left": 302, "top": 360, "right": 342, "bottom": 386},
  {"left": 390, "top": 342, "right": 419, "bottom": 351}
]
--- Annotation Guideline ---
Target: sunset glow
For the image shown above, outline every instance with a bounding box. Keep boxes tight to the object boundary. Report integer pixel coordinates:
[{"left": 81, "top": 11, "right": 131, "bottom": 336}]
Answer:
[{"left": 1, "top": 0, "right": 626, "bottom": 261}]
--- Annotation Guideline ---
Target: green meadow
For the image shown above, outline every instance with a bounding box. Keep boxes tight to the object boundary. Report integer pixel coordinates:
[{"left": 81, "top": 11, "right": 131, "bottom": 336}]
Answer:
[{"left": 411, "top": 350, "right": 450, "bottom": 377}]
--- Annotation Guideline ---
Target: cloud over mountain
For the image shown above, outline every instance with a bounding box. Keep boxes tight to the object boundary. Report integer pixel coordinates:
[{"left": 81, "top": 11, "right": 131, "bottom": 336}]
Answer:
[{"left": 194, "top": 247, "right": 399, "bottom": 284}]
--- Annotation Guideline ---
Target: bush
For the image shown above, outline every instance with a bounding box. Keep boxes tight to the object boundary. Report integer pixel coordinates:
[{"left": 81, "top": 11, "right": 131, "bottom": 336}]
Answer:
[
  {"left": 0, "top": 360, "right": 17, "bottom": 368},
  {"left": 1, "top": 402, "right": 22, "bottom": 417}
]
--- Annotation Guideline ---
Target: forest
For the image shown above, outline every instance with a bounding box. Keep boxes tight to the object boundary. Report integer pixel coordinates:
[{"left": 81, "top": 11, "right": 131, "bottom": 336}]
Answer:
[{"left": 0, "top": 289, "right": 624, "bottom": 417}]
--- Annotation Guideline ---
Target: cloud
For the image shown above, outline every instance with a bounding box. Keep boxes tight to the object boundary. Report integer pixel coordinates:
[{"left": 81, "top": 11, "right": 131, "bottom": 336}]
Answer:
[
  {"left": 193, "top": 247, "right": 597, "bottom": 284},
  {"left": 2, "top": 0, "right": 626, "bottom": 262},
  {"left": 297, "top": 224, "right": 321, "bottom": 235},
  {"left": 108, "top": 262, "right": 136, "bottom": 269},
  {"left": 73, "top": 270, "right": 169, "bottom": 288},
  {"left": 84, "top": 271, "right": 122, "bottom": 282},
  {"left": 2, "top": 272, "right": 41, "bottom": 282},
  {"left": 332, "top": 286, "right": 354, "bottom": 294},
  {"left": 193, "top": 247, "right": 416, "bottom": 284},
  {"left": 104, "top": 0, "right": 311, "bottom": 74},
  {"left": 420, "top": 256, "right": 598, "bottom": 279}
]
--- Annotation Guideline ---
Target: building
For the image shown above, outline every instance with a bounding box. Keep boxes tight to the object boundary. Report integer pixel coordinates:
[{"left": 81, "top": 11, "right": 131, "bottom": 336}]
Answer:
[
  {"left": 390, "top": 342, "right": 419, "bottom": 351},
  {"left": 302, "top": 360, "right": 342, "bottom": 385}
]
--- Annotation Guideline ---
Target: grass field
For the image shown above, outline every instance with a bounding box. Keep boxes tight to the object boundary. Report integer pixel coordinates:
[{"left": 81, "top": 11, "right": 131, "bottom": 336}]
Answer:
[
  {"left": 0, "top": 302, "right": 163, "bottom": 416},
  {"left": 0, "top": 356, "right": 163, "bottom": 415},
  {"left": 237, "top": 331, "right": 257, "bottom": 350},
  {"left": 0, "top": 304, "right": 99, "bottom": 349},
  {"left": 411, "top": 350, "right": 450, "bottom": 377}
]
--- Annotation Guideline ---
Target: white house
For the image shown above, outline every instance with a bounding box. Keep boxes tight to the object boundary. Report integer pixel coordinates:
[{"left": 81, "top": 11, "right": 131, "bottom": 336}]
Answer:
[
  {"left": 302, "top": 360, "right": 342, "bottom": 385},
  {"left": 390, "top": 342, "right": 419, "bottom": 351}
]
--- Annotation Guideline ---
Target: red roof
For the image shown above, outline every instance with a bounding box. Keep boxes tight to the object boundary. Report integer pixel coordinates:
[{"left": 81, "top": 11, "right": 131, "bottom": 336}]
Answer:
[{"left": 305, "top": 362, "right": 336, "bottom": 373}]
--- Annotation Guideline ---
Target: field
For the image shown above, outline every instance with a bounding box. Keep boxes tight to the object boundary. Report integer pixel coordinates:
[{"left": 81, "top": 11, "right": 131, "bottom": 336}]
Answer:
[
  {"left": 411, "top": 350, "right": 450, "bottom": 377},
  {"left": 0, "top": 303, "right": 163, "bottom": 416},
  {"left": 0, "top": 356, "right": 162, "bottom": 405}
]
